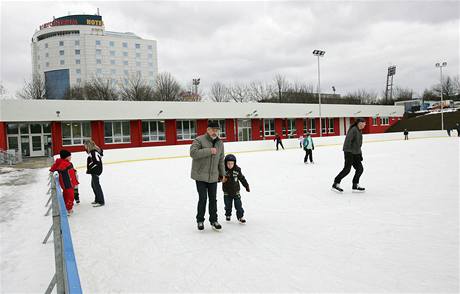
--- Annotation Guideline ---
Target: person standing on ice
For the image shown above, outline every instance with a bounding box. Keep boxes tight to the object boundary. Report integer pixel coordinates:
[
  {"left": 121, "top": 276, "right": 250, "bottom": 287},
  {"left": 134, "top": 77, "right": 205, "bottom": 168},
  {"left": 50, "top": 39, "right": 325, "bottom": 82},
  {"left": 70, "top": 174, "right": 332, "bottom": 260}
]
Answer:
[
  {"left": 332, "top": 117, "right": 366, "bottom": 193},
  {"left": 274, "top": 133, "right": 284, "bottom": 150},
  {"left": 84, "top": 139, "right": 105, "bottom": 207},
  {"left": 403, "top": 129, "right": 409, "bottom": 140},
  {"left": 303, "top": 132, "right": 315, "bottom": 164},
  {"left": 222, "top": 154, "right": 250, "bottom": 223},
  {"left": 456, "top": 123, "right": 460, "bottom": 137},
  {"left": 50, "top": 150, "right": 79, "bottom": 215},
  {"left": 190, "top": 120, "right": 225, "bottom": 231}
]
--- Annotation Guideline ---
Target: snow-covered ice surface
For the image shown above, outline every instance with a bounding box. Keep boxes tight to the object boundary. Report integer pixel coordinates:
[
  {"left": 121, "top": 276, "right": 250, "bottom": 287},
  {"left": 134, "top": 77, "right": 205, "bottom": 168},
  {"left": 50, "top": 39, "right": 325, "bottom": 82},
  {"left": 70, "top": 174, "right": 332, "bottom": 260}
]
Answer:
[{"left": 1, "top": 135, "right": 459, "bottom": 293}]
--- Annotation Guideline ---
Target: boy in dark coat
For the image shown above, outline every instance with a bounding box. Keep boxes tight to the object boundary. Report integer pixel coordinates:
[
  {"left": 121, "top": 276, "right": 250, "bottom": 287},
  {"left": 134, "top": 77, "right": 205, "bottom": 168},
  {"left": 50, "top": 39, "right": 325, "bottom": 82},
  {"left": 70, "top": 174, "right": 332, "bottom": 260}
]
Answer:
[
  {"left": 222, "top": 154, "right": 250, "bottom": 223},
  {"left": 50, "top": 150, "right": 79, "bottom": 214},
  {"left": 274, "top": 133, "right": 284, "bottom": 150}
]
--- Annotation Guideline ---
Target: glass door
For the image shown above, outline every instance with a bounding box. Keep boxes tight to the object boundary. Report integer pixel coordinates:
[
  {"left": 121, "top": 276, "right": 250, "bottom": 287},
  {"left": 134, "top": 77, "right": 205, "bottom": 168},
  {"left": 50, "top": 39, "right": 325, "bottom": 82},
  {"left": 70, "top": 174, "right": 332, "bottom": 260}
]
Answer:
[
  {"left": 237, "top": 119, "right": 252, "bottom": 141},
  {"left": 30, "top": 135, "right": 44, "bottom": 157}
]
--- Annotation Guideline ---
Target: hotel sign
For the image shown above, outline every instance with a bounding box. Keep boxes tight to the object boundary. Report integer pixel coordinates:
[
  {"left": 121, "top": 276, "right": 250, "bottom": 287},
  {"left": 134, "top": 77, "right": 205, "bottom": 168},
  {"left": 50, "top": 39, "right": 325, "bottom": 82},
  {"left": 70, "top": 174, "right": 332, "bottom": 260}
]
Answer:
[{"left": 40, "top": 15, "right": 103, "bottom": 30}]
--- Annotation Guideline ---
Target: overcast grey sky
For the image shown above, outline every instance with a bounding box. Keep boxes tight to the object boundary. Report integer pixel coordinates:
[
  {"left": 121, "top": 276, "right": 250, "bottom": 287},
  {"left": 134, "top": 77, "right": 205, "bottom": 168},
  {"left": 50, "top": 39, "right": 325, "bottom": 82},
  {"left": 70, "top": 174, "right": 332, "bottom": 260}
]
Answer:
[{"left": 1, "top": 1, "right": 459, "bottom": 99}]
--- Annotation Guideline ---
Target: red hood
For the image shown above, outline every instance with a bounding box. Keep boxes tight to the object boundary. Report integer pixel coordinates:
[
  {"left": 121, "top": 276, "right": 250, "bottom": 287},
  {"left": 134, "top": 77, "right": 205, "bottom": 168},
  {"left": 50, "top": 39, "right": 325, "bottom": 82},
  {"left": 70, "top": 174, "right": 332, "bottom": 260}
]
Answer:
[{"left": 50, "top": 158, "right": 71, "bottom": 172}]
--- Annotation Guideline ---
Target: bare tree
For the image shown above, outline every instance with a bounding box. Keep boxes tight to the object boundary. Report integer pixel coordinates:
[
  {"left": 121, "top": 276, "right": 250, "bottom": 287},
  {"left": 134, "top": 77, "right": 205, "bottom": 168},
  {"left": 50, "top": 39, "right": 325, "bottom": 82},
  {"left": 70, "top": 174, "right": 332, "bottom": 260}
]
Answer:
[
  {"left": 343, "top": 89, "right": 379, "bottom": 105},
  {"left": 247, "top": 81, "right": 273, "bottom": 102},
  {"left": 64, "top": 84, "right": 86, "bottom": 100},
  {"left": 227, "top": 83, "right": 251, "bottom": 103},
  {"left": 120, "top": 74, "right": 154, "bottom": 101},
  {"left": 433, "top": 76, "right": 458, "bottom": 100},
  {"left": 85, "top": 77, "right": 119, "bottom": 100},
  {"left": 210, "top": 82, "right": 230, "bottom": 102},
  {"left": 0, "top": 82, "right": 7, "bottom": 99},
  {"left": 16, "top": 73, "right": 46, "bottom": 100},
  {"left": 393, "top": 86, "right": 414, "bottom": 101},
  {"left": 153, "top": 72, "right": 182, "bottom": 101},
  {"left": 273, "top": 74, "right": 289, "bottom": 103}
]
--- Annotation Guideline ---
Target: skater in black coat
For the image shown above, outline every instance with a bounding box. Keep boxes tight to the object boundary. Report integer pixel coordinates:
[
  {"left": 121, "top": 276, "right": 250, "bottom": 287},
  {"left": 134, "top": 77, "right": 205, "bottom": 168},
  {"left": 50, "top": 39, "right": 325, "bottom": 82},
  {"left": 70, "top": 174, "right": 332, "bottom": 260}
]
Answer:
[
  {"left": 332, "top": 118, "right": 366, "bottom": 193},
  {"left": 403, "top": 129, "right": 409, "bottom": 140},
  {"left": 456, "top": 123, "right": 460, "bottom": 137},
  {"left": 222, "top": 154, "right": 250, "bottom": 223},
  {"left": 84, "top": 139, "right": 105, "bottom": 207},
  {"left": 274, "top": 133, "right": 284, "bottom": 150}
]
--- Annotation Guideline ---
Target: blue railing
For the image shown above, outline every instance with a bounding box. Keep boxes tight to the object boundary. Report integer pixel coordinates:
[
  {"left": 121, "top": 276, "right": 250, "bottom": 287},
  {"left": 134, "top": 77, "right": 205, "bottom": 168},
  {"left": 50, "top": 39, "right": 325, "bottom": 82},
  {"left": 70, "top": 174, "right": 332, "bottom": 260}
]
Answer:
[{"left": 54, "top": 175, "right": 83, "bottom": 293}]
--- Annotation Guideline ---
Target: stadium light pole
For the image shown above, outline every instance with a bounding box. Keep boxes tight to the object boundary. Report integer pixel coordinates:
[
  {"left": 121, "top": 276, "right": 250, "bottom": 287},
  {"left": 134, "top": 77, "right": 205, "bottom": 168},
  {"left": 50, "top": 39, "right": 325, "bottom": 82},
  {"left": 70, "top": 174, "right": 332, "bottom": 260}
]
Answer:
[
  {"left": 313, "top": 50, "right": 325, "bottom": 136},
  {"left": 435, "top": 62, "right": 447, "bottom": 130}
]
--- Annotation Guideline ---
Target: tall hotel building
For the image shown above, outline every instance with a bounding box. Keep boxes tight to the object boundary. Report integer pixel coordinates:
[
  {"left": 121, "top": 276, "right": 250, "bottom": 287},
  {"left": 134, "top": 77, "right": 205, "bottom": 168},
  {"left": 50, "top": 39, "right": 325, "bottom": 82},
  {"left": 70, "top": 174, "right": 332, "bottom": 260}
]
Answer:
[{"left": 31, "top": 14, "right": 158, "bottom": 99}]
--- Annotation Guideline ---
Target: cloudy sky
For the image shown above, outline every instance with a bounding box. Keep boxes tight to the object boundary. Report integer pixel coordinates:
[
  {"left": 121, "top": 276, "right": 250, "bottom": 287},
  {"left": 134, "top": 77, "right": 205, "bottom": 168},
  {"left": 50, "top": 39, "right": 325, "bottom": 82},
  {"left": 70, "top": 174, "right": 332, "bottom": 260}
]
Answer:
[{"left": 0, "top": 1, "right": 459, "bottom": 99}]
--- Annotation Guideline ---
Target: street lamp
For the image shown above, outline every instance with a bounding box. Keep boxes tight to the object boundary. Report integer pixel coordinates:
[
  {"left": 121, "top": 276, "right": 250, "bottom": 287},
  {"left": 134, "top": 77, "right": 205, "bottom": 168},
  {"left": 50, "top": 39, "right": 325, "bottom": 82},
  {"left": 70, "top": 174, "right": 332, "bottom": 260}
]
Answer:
[
  {"left": 313, "top": 49, "right": 325, "bottom": 136},
  {"left": 435, "top": 61, "right": 447, "bottom": 130}
]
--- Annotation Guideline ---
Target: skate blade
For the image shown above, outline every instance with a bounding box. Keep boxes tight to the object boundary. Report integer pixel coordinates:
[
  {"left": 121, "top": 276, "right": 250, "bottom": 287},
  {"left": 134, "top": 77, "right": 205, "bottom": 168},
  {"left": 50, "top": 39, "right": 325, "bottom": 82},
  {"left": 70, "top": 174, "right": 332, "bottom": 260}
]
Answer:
[
  {"left": 211, "top": 227, "right": 222, "bottom": 232},
  {"left": 352, "top": 190, "right": 366, "bottom": 193},
  {"left": 331, "top": 188, "right": 344, "bottom": 194}
]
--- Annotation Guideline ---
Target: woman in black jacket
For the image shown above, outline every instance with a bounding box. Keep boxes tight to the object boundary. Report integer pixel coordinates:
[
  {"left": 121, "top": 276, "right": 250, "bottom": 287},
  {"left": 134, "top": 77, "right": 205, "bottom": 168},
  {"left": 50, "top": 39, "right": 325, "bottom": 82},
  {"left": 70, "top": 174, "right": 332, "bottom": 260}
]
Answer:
[
  {"left": 84, "top": 139, "right": 105, "bottom": 207},
  {"left": 332, "top": 118, "right": 366, "bottom": 193}
]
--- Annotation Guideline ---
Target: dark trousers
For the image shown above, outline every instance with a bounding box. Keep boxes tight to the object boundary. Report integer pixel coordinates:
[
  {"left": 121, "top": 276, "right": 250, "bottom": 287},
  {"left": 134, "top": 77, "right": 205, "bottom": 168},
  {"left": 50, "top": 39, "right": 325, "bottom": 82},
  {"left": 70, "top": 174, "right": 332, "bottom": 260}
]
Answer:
[
  {"left": 304, "top": 149, "right": 313, "bottom": 163},
  {"left": 224, "top": 194, "right": 244, "bottom": 219},
  {"left": 196, "top": 181, "right": 218, "bottom": 223},
  {"left": 300, "top": 142, "right": 303, "bottom": 148},
  {"left": 74, "top": 187, "right": 79, "bottom": 202},
  {"left": 334, "top": 152, "right": 364, "bottom": 185},
  {"left": 276, "top": 141, "right": 284, "bottom": 150},
  {"left": 404, "top": 135, "right": 408, "bottom": 140},
  {"left": 91, "top": 174, "right": 105, "bottom": 204}
]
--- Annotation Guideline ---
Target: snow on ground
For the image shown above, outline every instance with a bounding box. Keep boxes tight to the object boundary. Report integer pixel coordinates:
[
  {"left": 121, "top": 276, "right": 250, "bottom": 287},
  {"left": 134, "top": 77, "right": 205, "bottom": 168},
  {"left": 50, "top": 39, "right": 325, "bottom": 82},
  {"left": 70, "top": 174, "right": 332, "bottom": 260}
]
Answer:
[{"left": 1, "top": 134, "right": 459, "bottom": 293}]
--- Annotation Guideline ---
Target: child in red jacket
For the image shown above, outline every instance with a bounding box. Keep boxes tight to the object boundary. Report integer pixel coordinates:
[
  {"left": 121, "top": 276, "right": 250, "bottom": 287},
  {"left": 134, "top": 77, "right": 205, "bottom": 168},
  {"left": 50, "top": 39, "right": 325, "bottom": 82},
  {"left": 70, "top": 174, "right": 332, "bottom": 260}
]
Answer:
[{"left": 50, "top": 150, "right": 79, "bottom": 214}]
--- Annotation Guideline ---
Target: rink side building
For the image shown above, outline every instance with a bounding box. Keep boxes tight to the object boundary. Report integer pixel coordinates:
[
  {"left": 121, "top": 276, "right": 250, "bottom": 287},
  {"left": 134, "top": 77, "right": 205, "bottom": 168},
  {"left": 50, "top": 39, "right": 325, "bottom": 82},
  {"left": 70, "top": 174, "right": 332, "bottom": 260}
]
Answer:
[{"left": 0, "top": 100, "right": 404, "bottom": 157}]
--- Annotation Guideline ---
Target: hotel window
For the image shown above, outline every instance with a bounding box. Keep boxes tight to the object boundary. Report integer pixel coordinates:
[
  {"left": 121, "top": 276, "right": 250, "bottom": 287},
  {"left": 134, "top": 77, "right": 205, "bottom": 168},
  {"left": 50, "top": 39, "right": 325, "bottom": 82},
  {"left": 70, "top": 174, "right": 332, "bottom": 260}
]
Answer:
[
  {"left": 110, "top": 69, "right": 116, "bottom": 75},
  {"left": 76, "top": 78, "right": 81, "bottom": 84},
  {"left": 321, "top": 118, "right": 327, "bottom": 134},
  {"left": 96, "top": 40, "right": 101, "bottom": 46},
  {"left": 104, "top": 121, "right": 131, "bottom": 144},
  {"left": 372, "top": 117, "right": 378, "bottom": 126},
  {"left": 96, "top": 49, "right": 102, "bottom": 55},
  {"left": 109, "top": 41, "right": 115, "bottom": 47},
  {"left": 136, "top": 52, "right": 141, "bottom": 58},
  {"left": 381, "top": 117, "right": 389, "bottom": 125},
  {"left": 59, "top": 50, "right": 64, "bottom": 56},
  {"left": 76, "top": 59, "right": 81, "bottom": 65},
  {"left": 328, "top": 118, "right": 335, "bottom": 133},
  {"left": 124, "top": 70, "right": 129, "bottom": 76},
  {"left": 142, "top": 120, "right": 165, "bottom": 142},
  {"left": 75, "top": 40, "right": 80, "bottom": 46},
  {"left": 110, "top": 60, "right": 116, "bottom": 65},
  {"left": 216, "top": 119, "right": 226, "bottom": 138},
  {"left": 123, "top": 60, "right": 129, "bottom": 66},
  {"left": 122, "top": 42, "right": 128, "bottom": 48},
  {"left": 61, "top": 122, "right": 91, "bottom": 146},
  {"left": 136, "top": 70, "right": 142, "bottom": 77},
  {"left": 149, "top": 71, "right": 154, "bottom": 77},
  {"left": 110, "top": 50, "right": 115, "bottom": 57},
  {"left": 75, "top": 49, "right": 80, "bottom": 55},
  {"left": 37, "top": 55, "right": 40, "bottom": 60},
  {"left": 176, "top": 120, "right": 196, "bottom": 140},
  {"left": 96, "top": 59, "right": 102, "bottom": 65},
  {"left": 123, "top": 51, "right": 128, "bottom": 57},
  {"left": 148, "top": 62, "right": 153, "bottom": 67},
  {"left": 45, "top": 62, "right": 49, "bottom": 67},
  {"left": 45, "top": 52, "right": 49, "bottom": 58},
  {"left": 135, "top": 43, "right": 141, "bottom": 49},
  {"left": 148, "top": 53, "right": 153, "bottom": 59},
  {"left": 264, "top": 119, "right": 275, "bottom": 136},
  {"left": 124, "top": 79, "right": 129, "bottom": 85},
  {"left": 96, "top": 68, "right": 102, "bottom": 75},
  {"left": 76, "top": 69, "right": 81, "bottom": 74},
  {"left": 59, "top": 41, "right": 64, "bottom": 46},
  {"left": 148, "top": 45, "right": 153, "bottom": 50},
  {"left": 45, "top": 43, "right": 48, "bottom": 48},
  {"left": 38, "top": 64, "right": 41, "bottom": 70},
  {"left": 136, "top": 62, "right": 141, "bottom": 67},
  {"left": 60, "top": 60, "right": 65, "bottom": 65}
]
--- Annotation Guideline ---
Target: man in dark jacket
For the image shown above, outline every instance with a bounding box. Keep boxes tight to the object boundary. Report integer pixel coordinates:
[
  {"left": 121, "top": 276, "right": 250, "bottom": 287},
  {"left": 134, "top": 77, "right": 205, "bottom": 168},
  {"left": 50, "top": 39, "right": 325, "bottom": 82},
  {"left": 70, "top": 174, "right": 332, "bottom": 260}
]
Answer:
[
  {"left": 332, "top": 118, "right": 366, "bottom": 193},
  {"left": 403, "top": 129, "right": 409, "bottom": 140},
  {"left": 274, "top": 133, "right": 284, "bottom": 150},
  {"left": 190, "top": 120, "right": 225, "bottom": 231},
  {"left": 222, "top": 154, "right": 250, "bottom": 223}
]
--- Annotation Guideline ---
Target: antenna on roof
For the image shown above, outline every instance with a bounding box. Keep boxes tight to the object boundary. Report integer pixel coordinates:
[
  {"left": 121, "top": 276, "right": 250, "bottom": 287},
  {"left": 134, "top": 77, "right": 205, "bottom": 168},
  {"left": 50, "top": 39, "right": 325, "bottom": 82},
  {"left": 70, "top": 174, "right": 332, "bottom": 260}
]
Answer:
[{"left": 97, "top": 8, "right": 100, "bottom": 15}]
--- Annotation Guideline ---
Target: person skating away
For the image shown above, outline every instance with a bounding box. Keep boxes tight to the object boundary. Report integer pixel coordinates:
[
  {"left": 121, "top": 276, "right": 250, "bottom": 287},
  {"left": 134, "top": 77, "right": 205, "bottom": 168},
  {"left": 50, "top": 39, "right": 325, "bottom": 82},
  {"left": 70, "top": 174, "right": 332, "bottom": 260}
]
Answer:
[
  {"left": 403, "top": 129, "right": 409, "bottom": 140},
  {"left": 222, "top": 154, "right": 250, "bottom": 224},
  {"left": 74, "top": 169, "right": 80, "bottom": 204},
  {"left": 332, "top": 118, "right": 366, "bottom": 193},
  {"left": 50, "top": 150, "right": 79, "bottom": 215},
  {"left": 456, "top": 123, "right": 460, "bottom": 137},
  {"left": 447, "top": 128, "right": 451, "bottom": 137},
  {"left": 274, "top": 133, "right": 284, "bottom": 150},
  {"left": 190, "top": 120, "right": 225, "bottom": 231},
  {"left": 303, "top": 132, "right": 315, "bottom": 164},
  {"left": 84, "top": 139, "right": 105, "bottom": 207},
  {"left": 299, "top": 135, "right": 304, "bottom": 149}
]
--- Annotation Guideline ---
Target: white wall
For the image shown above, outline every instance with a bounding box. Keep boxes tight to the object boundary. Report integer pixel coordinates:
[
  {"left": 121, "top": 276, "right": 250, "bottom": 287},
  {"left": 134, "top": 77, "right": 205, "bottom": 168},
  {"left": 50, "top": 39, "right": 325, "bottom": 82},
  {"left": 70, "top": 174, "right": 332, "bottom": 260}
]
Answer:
[{"left": 67, "top": 130, "right": 449, "bottom": 169}]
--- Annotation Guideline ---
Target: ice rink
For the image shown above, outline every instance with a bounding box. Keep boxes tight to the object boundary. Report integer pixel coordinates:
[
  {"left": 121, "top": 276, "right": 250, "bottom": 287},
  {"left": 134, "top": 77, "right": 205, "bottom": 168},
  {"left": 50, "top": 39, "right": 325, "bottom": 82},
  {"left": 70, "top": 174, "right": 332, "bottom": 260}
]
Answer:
[{"left": 1, "top": 133, "right": 459, "bottom": 293}]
